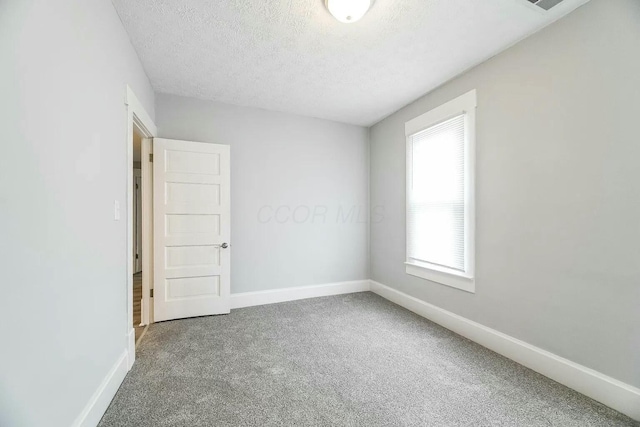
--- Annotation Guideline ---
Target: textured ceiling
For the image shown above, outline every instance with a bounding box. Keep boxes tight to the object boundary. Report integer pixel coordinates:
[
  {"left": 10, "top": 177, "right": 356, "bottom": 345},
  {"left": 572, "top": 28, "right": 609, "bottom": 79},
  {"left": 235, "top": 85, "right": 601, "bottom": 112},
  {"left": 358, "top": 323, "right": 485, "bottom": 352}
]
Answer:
[{"left": 112, "top": 0, "right": 590, "bottom": 126}]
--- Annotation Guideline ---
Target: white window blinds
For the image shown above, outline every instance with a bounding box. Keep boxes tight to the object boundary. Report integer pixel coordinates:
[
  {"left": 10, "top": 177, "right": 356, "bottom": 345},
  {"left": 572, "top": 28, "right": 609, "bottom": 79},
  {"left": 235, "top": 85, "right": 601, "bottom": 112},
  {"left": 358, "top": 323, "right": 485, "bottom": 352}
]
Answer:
[{"left": 407, "top": 114, "right": 466, "bottom": 272}]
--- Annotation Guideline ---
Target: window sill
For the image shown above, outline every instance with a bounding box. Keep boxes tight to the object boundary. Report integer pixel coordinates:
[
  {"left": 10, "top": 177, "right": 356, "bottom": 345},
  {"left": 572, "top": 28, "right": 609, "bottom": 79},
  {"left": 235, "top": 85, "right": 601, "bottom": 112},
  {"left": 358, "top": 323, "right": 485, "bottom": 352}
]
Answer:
[{"left": 405, "top": 262, "right": 475, "bottom": 293}]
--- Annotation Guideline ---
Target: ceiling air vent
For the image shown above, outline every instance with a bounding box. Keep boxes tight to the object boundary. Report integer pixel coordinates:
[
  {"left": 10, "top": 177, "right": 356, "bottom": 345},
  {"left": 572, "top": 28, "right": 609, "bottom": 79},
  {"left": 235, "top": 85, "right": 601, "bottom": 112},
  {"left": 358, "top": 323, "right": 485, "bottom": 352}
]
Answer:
[{"left": 527, "top": 0, "right": 564, "bottom": 10}]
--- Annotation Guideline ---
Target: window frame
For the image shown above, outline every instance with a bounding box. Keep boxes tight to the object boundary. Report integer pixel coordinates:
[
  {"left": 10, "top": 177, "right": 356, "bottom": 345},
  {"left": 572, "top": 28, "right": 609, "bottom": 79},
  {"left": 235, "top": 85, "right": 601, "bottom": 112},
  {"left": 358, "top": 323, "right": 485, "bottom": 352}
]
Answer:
[{"left": 405, "top": 89, "right": 477, "bottom": 293}]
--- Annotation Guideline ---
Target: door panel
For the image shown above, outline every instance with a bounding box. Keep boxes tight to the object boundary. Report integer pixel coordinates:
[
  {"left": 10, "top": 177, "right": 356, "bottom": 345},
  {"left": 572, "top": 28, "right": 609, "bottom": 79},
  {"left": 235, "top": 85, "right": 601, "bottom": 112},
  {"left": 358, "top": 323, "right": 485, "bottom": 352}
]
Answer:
[{"left": 153, "top": 138, "right": 230, "bottom": 322}]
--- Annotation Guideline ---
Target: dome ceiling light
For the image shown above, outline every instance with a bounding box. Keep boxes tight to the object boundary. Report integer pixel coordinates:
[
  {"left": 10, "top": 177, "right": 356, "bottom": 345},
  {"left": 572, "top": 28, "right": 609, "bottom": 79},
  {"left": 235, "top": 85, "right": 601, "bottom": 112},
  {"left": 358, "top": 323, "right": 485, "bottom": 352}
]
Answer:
[{"left": 325, "top": 0, "right": 372, "bottom": 24}]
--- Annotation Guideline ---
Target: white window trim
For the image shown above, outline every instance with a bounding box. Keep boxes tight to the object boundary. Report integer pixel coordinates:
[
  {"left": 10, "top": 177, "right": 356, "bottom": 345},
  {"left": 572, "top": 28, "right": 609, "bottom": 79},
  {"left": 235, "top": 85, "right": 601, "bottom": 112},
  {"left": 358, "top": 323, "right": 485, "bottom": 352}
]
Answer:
[{"left": 405, "top": 89, "right": 477, "bottom": 293}]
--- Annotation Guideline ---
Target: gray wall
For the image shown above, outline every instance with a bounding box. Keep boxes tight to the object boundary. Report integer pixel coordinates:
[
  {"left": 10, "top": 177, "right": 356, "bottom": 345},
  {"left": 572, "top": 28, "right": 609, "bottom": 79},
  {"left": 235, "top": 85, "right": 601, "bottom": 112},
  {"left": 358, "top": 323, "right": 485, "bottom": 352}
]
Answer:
[
  {"left": 156, "top": 94, "right": 369, "bottom": 294},
  {"left": 370, "top": 0, "right": 640, "bottom": 388},
  {"left": 0, "top": 0, "right": 155, "bottom": 426}
]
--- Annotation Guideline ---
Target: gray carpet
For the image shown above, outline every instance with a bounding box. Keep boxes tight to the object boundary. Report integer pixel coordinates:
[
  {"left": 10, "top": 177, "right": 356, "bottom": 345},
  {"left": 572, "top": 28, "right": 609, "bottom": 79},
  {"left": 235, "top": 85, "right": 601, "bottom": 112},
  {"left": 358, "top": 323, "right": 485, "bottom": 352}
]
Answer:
[{"left": 99, "top": 292, "right": 638, "bottom": 426}]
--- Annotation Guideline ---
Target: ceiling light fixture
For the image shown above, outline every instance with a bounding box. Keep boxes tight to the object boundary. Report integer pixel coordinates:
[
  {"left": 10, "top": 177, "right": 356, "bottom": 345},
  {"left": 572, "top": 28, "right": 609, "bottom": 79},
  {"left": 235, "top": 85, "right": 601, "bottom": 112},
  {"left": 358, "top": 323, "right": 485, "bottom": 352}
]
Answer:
[{"left": 325, "top": 0, "right": 372, "bottom": 24}]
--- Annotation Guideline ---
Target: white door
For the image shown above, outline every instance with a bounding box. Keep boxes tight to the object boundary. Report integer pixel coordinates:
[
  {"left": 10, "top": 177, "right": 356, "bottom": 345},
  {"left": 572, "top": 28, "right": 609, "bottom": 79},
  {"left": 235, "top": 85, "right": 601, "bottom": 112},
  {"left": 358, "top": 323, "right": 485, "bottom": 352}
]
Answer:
[{"left": 153, "top": 138, "right": 230, "bottom": 322}]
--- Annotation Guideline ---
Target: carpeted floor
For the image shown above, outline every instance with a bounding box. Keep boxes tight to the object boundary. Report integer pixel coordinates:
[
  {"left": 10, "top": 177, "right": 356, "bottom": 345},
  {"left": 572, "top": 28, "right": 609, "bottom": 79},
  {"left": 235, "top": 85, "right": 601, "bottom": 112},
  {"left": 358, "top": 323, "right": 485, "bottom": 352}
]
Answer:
[{"left": 99, "top": 292, "right": 638, "bottom": 427}]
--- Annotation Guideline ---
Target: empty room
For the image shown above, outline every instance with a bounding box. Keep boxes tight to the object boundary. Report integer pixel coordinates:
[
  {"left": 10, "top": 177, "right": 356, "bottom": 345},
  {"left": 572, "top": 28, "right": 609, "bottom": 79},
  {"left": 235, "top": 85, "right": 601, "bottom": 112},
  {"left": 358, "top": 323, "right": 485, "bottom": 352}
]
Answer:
[{"left": 1, "top": 0, "right": 639, "bottom": 426}]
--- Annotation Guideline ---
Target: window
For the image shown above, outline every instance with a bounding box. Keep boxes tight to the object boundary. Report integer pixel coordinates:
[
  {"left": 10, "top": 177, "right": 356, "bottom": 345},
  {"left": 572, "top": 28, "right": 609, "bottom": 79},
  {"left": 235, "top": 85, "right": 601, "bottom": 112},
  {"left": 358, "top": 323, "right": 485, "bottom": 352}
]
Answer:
[{"left": 405, "top": 90, "right": 476, "bottom": 293}]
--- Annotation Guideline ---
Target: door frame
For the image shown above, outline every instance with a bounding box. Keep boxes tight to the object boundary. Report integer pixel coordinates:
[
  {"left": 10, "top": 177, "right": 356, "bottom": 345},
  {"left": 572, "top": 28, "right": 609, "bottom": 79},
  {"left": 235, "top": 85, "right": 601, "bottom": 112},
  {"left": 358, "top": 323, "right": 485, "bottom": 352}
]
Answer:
[
  {"left": 125, "top": 86, "right": 157, "bottom": 369},
  {"left": 141, "top": 137, "right": 153, "bottom": 326}
]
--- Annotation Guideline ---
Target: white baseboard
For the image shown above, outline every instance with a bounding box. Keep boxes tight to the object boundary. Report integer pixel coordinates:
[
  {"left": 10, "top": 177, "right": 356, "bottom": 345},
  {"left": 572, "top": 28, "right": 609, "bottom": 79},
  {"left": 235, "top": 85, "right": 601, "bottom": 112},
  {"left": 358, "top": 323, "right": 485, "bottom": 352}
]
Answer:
[
  {"left": 71, "top": 350, "right": 129, "bottom": 427},
  {"left": 370, "top": 280, "right": 640, "bottom": 421},
  {"left": 230, "top": 280, "right": 370, "bottom": 309}
]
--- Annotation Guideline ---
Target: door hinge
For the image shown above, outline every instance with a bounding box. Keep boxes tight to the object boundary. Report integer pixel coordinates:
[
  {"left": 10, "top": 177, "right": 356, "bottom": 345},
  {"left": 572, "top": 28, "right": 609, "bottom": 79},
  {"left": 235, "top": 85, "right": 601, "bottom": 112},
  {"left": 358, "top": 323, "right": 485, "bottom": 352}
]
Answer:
[
  {"left": 149, "top": 153, "right": 153, "bottom": 162},
  {"left": 135, "top": 254, "right": 139, "bottom": 259},
  {"left": 150, "top": 289, "right": 154, "bottom": 298}
]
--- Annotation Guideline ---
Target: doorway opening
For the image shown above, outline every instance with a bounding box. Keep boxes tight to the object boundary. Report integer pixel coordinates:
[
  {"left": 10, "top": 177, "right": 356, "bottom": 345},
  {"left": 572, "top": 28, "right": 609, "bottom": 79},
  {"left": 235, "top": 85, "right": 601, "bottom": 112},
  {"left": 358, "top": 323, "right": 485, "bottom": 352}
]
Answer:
[
  {"left": 125, "top": 86, "right": 157, "bottom": 368},
  {"left": 132, "top": 124, "right": 147, "bottom": 344}
]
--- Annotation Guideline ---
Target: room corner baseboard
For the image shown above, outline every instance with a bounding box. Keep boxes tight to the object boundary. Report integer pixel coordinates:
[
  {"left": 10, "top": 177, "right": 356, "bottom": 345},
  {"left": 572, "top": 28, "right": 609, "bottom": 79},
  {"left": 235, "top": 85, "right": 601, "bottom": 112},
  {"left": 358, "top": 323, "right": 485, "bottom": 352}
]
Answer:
[
  {"left": 230, "top": 280, "right": 371, "bottom": 309},
  {"left": 71, "top": 350, "right": 129, "bottom": 427},
  {"left": 369, "top": 280, "right": 640, "bottom": 422}
]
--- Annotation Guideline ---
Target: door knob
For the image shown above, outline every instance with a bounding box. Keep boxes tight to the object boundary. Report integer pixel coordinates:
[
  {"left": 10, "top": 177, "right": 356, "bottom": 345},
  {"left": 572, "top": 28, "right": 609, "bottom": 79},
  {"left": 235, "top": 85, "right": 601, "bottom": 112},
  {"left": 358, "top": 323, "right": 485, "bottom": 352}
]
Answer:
[{"left": 220, "top": 243, "right": 229, "bottom": 249}]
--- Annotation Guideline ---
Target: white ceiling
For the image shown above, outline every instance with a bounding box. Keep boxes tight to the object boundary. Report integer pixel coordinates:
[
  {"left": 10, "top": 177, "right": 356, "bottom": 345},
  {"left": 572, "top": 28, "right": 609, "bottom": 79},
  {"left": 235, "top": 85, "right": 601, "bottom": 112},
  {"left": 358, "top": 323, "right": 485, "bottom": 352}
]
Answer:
[{"left": 113, "top": 0, "right": 589, "bottom": 126}]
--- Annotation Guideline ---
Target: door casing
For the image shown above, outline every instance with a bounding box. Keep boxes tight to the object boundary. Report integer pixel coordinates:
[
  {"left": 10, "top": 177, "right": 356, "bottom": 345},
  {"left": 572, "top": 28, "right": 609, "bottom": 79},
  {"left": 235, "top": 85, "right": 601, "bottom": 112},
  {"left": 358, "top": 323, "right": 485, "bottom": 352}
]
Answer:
[{"left": 125, "top": 86, "right": 157, "bottom": 368}]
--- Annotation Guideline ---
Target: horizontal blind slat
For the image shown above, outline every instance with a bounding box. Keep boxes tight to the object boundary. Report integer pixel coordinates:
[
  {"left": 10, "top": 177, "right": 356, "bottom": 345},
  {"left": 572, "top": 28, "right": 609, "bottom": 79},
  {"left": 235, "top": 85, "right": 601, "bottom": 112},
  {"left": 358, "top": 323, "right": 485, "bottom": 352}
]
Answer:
[{"left": 408, "top": 113, "right": 466, "bottom": 271}]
